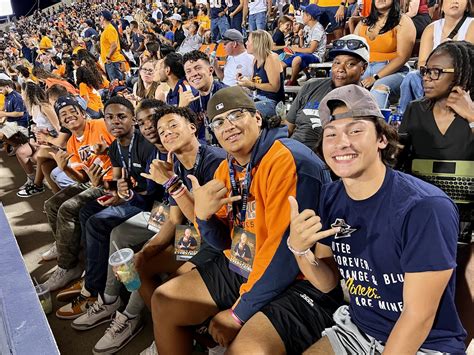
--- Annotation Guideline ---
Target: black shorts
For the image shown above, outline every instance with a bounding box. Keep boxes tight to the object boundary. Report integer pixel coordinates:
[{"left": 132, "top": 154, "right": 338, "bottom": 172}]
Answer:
[
  {"left": 196, "top": 253, "right": 344, "bottom": 354},
  {"left": 189, "top": 240, "right": 223, "bottom": 268}
]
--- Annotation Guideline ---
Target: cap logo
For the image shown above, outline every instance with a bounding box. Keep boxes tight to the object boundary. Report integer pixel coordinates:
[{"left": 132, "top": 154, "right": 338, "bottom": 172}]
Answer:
[{"left": 216, "top": 103, "right": 224, "bottom": 110}]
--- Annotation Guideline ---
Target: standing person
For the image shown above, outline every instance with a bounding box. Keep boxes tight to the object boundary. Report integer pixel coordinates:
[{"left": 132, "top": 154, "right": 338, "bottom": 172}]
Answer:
[
  {"left": 243, "top": 0, "right": 273, "bottom": 31},
  {"left": 354, "top": 0, "right": 416, "bottom": 108},
  {"left": 282, "top": 4, "right": 327, "bottom": 86},
  {"left": 83, "top": 19, "right": 99, "bottom": 52},
  {"left": 100, "top": 10, "right": 126, "bottom": 82},
  {"left": 228, "top": 0, "right": 244, "bottom": 33},
  {"left": 213, "top": 29, "right": 254, "bottom": 87},
  {"left": 209, "top": 0, "right": 230, "bottom": 41},
  {"left": 182, "top": 50, "right": 227, "bottom": 142},
  {"left": 292, "top": 84, "right": 466, "bottom": 354},
  {"left": 285, "top": 34, "right": 369, "bottom": 150},
  {"left": 150, "top": 86, "right": 342, "bottom": 355},
  {"left": 237, "top": 30, "right": 285, "bottom": 118},
  {"left": 155, "top": 52, "right": 190, "bottom": 106}
]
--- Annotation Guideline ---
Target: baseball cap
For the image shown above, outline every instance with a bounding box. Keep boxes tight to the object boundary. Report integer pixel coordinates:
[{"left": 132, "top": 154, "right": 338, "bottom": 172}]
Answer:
[
  {"left": 207, "top": 86, "right": 256, "bottom": 121},
  {"left": 100, "top": 10, "right": 113, "bottom": 21},
  {"left": 0, "top": 73, "right": 11, "bottom": 81},
  {"left": 152, "top": 2, "right": 158, "bottom": 7},
  {"left": 319, "top": 85, "right": 384, "bottom": 127},
  {"left": 221, "top": 29, "right": 244, "bottom": 43},
  {"left": 328, "top": 34, "right": 370, "bottom": 63},
  {"left": 54, "top": 95, "right": 83, "bottom": 116},
  {"left": 301, "top": 4, "right": 321, "bottom": 20},
  {"left": 85, "top": 19, "right": 94, "bottom": 27},
  {"left": 170, "top": 13, "right": 182, "bottom": 22}
]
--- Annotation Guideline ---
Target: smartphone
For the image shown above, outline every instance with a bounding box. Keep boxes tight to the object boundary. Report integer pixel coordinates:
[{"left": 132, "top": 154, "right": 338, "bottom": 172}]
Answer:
[
  {"left": 97, "top": 194, "right": 114, "bottom": 203},
  {"left": 105, "top": 180, "right": 118, "bottom": 191}
]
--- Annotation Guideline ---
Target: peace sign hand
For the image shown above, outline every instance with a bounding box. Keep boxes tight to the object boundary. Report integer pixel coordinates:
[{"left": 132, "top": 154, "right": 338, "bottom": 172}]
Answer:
[{"left": 188, "top": 175, "right": 241, "bottom": 221}]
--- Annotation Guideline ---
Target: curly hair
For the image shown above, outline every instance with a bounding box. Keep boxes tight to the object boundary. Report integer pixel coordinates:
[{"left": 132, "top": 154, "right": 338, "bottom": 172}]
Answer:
[
  {"left": 76, "top": 65, "right": 102, "bottom": 90},
  {"left": 153, "top": 105, "right": 198, "bottom": 128},
  {"left": 104, "top": 96, "right": 135, "bottom": 115},
  {"left": 183, "top": 50, "right": 210, "bottom": 66}
]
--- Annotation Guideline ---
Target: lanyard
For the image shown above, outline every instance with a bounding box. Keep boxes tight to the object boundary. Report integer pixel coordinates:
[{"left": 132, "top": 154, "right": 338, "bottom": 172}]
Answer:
[
  {"left": 118, "top": 132, "right": 135, "bottom": 175},
  {"left": 228, "top": 155, "right": 253, "bottom": 228},
  {"left": 199, "top": 82, "right": 215, "bottom": 128},
  {"left": 177, "top": 144, "right": 203, "bottom": 179}
]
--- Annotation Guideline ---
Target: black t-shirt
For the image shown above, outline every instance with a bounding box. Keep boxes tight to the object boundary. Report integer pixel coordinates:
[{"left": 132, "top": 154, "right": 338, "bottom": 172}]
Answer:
[
  {"left": 272, "top": 28, "right": 285, "bottom": 46},
  {"left": 174, "top": 27, "right": 186, "bottom": 47},
  {"left": 400, "top": 100, "right": 474, "bottom": 161},
  {"left": 108, "top": 129, "right": 156, "bottom": 193}
]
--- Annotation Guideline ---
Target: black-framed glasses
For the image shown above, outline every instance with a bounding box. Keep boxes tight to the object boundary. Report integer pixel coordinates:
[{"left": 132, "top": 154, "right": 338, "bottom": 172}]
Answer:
[
  {"left": 140, "top": 67, "right": 155, "bottom": 74},
  {"left": 209, "top": 109, "right": 253, "bottom": 132},
  {"left": 419, "top": 66, "right": 455, "bottom": 80},
  {"left": 332, "top": 39, "right": 368, "bottom": 51}
]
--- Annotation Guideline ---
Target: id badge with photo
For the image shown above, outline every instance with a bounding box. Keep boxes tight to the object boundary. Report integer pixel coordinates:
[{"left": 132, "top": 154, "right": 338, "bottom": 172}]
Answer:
[
  {"left": 174, "top": 225, "right": 201, "bottom": 261},
  {"left": 227, "top": 227, "right": 256, "bottom": 279},
  {"left": 147, "top": 202, "right": 170, "bottom": 233}
]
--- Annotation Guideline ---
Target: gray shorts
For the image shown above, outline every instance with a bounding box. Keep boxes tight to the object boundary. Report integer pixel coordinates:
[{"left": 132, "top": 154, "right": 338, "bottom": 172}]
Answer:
[{"left": 323, "top": 306, "right": 448, "bottom": 355}]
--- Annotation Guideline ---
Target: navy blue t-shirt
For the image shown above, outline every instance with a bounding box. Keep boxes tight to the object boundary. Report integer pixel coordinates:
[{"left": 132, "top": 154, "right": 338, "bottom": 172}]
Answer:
[
  {"left": 5, "top": 90, "right": 28, "bottom": 127},
  {"left": 189, "top": 80, "right": 227, "bottom": 142},
  {"left": 166, "top": 78, "right": 196, "bottom": 107},
  {"left": 319, "top": 168, "right": 466, "bottom": 353},
  {"left": 209, "top": 0, "right": 228, "bottom": 19},
  {"left": 228, "top": 0, "right": 241, "bottom": 13},
  {"left": 168, "top": 144, "right": 226, "bottom": 207}
]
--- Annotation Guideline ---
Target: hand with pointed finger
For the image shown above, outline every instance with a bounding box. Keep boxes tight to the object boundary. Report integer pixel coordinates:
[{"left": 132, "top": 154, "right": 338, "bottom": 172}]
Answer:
[
  {"left": 188, "top": 175, "right": 242, "bottom": 221},
  {"left": 92, "top": 134, "right": 109, "bottom": 155},
  {"left": 140, "top": 151, "right": 175, "bottom": 185},
  {"left": 117, "top": 167, "right": 131, "bottom": 199},
  {"left": 49, "top": 150, "right": 74, "bottom": 171},
  {"left": 288, "top": 196, "right": 340, "bottom": 252},
  {"left": 83, "top": 164, "right": 111, "bottom": 187},
  {"left": 178, "top": 86, "right": 199, "bottom": 107}
]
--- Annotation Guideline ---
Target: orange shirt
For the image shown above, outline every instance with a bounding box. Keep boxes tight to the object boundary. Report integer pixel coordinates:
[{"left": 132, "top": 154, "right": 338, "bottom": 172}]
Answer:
[
  {"left": 39, "top": 36, "right": 53, "bottom": 50},
  {"left": 360, "top": 25, "right": 398, "bottom": 62},
  {"left": 79, "top": 83, "right": 103, "bottom": 112},
  {"left": 100, "top": 23, "right": 126, "bottom": 64},
  {"left": 66, "top": 119, "right": 115, "bottom": 180},
  {"left": 361, "top": 0, "right": 372, "bottom": 17},
  {"left": 53, "top": 64, "right": 66, "bottom": 77}
]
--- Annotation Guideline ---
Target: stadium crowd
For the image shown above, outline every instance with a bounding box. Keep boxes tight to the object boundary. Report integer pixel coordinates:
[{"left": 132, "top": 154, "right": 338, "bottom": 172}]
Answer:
[{"left": 0, "top": 0, "right": 472, "bottom": 353}]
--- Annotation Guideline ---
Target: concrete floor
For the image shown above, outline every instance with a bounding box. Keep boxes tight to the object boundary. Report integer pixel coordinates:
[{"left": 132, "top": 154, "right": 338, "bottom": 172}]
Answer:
[
  {"left": 0, "top": 151, "right": 154, "bottom": 355},
  {"left": 1, "top": 148, "right": 473, "bottom": 354}
]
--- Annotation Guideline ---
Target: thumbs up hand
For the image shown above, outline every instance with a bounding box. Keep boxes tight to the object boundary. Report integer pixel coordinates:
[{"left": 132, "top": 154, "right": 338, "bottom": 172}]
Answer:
[
  {"left": 187, "top": 175, "right": 242, "bottom": 221},
  {"left": 288, "top": 196, "right": 340, "bottom": 252}
]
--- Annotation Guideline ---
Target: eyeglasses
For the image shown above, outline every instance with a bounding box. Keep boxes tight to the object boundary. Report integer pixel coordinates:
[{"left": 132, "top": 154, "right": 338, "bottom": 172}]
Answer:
[
  {"left": 209, "top": 109, "right": 252, "bottom": 132},
  {"left": 140, "top": 68, "right": 154, "bottom": 74},
  {"left": 419, "top": 66, "right": 455, "bottom": 80},
  {"left": 332, "top": 39, "right": 368, "bottom": 51}
]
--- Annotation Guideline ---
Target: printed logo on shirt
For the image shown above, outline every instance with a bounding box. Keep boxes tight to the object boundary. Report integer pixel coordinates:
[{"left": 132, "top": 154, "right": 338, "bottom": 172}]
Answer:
[
  {"left": 299, "top": 293, "right": 314, "bottom": 307},
  {"left": 331, "top": 218, "right": 357, "bottom": 239},
  {"left": 77, "top": 145, "right": 93, "bottom": 163}
]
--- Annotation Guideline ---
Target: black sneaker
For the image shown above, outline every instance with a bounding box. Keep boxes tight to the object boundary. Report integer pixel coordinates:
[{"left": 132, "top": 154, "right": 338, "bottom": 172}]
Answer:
[{"left": 17, "top": 183, "right": 45, "bottom": 198}]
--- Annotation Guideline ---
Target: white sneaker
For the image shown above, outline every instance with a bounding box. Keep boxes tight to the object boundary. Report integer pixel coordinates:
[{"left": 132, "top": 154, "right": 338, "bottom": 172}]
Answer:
[
  {"left": 93, "top": 311, "right": 144, "bottom": 354},
  {"left": 140, "top": 341, "right": 158, "bottom": 355},
  {"left": 41, "top": 242, "right": 58, "bottom": 261},
  {"left": 208, "top": 345, "right": 227, "bottom": 355},
  {"left": 71, "top": 294, "right": 122, "bottom": 331},
  {"left": 42, "top": 265, "right": 83, "bottom": 292},
  {"left": 20, "top": 177, "right": 34, "bottom": 190}
]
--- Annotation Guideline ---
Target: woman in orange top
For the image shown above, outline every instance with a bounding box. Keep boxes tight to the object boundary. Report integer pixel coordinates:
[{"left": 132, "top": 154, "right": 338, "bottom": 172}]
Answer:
[
  {"left": 76, "top": 66, "right": 104, "bottom": 119},
  {"left": 355, "top": 0, "right": 416, "bottom": 108}
]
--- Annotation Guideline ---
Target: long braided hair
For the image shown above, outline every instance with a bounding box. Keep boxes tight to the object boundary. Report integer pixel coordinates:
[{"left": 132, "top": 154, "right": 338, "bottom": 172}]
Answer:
[{"left": 423, "top": 41, "right": 474, "bottom": 108}]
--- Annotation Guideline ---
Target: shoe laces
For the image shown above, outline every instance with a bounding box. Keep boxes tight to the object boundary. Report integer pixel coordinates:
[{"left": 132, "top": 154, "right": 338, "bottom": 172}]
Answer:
[
  {"left": 71, "top": 294, "right": 88, "bottom": 307},
  {"left": 106, "top": 316, "right": 127, "bottom": 338},
  {"left": 48, "top": 267, "right": 67, "bottom": 283},
  {"left": 87, "top": 299, "right": 105, "bottom": 316}
]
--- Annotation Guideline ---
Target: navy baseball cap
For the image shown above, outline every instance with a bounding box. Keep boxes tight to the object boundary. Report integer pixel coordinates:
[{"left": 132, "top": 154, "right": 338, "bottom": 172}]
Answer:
[
  {"left": 301, "top": 4, "right": 322, "bottom": 20},
  {"left": 101, "top": 10, "right": 113, "bottom": 21},
  {"left": 54, "top": 95, "right": 83, "bottom": 116}
]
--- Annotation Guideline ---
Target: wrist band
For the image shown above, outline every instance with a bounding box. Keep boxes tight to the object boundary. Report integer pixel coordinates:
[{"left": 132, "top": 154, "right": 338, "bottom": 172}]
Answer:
[
  {"left": 168, "top": 180, "right": 183, "bottom": 194},
  {"left": 163, "top": 174, "right": 179, "bottom": 190},
  {"left": 170, "top": 184, "right": 186, "bottom": 198},
  {"left": 286, "top": 237, "right": 311, "bottom": 256},
  {"left": 469, "top": 121, "right": 474, "bottom": 129},
  {"left": 230, "top": 310, "right": 244, "bottom": 326}
]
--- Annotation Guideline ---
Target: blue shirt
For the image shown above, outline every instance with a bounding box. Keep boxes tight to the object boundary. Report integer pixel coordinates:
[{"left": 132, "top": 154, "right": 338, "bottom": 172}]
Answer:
[
  {"left": 189, "top": 80, "right": 227, "bottom": 142},
  {"left": 5, "top": 90, "right": 28, "bottom": 127},
  {"left": 319, "top": 168, "right": 466, "bottom": 353},
  {"left": 166, "top": 78, "right": 195, "bottom": 107}
]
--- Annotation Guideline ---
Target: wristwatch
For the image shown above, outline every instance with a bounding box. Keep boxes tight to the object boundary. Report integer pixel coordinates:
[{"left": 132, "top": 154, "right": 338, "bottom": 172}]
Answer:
[
  {"left": 373, "top": 74, "right": 380, "bottom": 80},
  {"left": 469, "top": 121, "right": 474, "bottom": 129}
]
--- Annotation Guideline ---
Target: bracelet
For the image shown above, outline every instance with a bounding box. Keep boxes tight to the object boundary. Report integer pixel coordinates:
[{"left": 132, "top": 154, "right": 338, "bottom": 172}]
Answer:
[
  {"left": 230, "top": 310, "right": 244, "bottom": 326},
  {"left": 168, "top": 180, "right": 183, "bottom": 194},
  {"left": 373, "top": 73, "right": 380, "bottom": 80},
  {"left": 170, "top": 184, "right": 186, "bottom": 198},
  {"left": 163, "top": 174, "right": 179, "bottom": 190},
  {"left": 286, "top": 237, "right": 311, "bottom": 256}
]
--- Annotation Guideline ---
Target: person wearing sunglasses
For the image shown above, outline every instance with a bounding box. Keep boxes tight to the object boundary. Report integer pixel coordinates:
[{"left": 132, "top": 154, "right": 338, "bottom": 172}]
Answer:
[
  {"left": 354, "top": 0, "right": 416, "bottom": 108},
  {"left": 150, "top": 86, "right": 343, "bottom": 354},
  {"left": 285, "top": 34, "right": 369, "bottom": 151}
]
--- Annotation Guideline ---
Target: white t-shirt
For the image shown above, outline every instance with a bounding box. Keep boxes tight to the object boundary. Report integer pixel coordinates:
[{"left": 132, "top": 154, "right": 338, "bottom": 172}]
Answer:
[
  {"left": 304, "top": 22, "right": 327, "bottom": 60},
  {"left": 249, "top": 0, "right": 267, "bottom": 15},
  {"left": 223, "top": 51, "right": 254, "bottom": 86}
]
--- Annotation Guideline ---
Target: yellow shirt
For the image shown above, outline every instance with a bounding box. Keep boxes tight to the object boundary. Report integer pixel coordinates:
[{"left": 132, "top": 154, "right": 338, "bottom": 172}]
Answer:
[
  {"left": 197, "top": 15, "right": 211, "bottom": 30},
  {"left": 39, "top": 36, "right": 53, "bottom": 50},
  {"left": 0, "top": 93, "right": 4, "bottom": 110},
  {"left": 316, "top": 0, "right": 342, "bottom": 7},
  {"left": 100, "top": 23, "right": 126, "bottom": 64}
]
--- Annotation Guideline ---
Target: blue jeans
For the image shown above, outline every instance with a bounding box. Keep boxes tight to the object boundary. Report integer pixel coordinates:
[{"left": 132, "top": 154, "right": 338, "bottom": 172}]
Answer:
[
  {"left": 86, "top": 107, "right": 102, "bottom": 119},
  {"left": 79, "top": 200, "right": 143, "bottom": 296},
  {"left": 249, "top": 11, "right": 267, "bottom": 31},
  {"left": 230, "top": 12, "right": 243, "bottom": 33},
  {"left": 399, "top": 70, "right": 424, "bottom": 115},
  {"left": 50, "top": 167, "right": 75, "bottom": 189},
  {"left": 255, "top": 94, "right": 278, "bottom": 119},
  {"left": 211, "top": 16, "right": 230, "bottom": 42},
  {"left": 105, "top": 61, "right": 123, "bottom": 82},
  {"left": 361, "top": 61, "right": 409, "bottom": 109}
]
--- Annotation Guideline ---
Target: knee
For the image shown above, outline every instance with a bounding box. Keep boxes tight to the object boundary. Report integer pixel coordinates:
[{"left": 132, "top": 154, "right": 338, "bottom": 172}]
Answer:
[
  {"left": 372, "top": 84, "right": 390, "bottom": 93},
  {"left": 58, "top": 199, "right": 78, "bottom": 219},
  {"left": 227, "top": 340, "right": 270, "bottom": 355},
  {"left": 292, "top": 56, "right": 302, "bottom": 66},
  {"left": 150, "top": 284, "right": 170, "bottom": 319}
]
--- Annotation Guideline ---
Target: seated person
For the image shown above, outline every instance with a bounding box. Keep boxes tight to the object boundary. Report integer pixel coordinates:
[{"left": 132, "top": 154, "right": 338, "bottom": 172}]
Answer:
[
  {"left": 286, "top": 34, "right": 369, "bottom": 150},
  {"left": 282, "top": 5, "right": 327, "bottom": 86},
  {"left": 155, "top": 52, "right": 190, "bottom": 106},
  {"left": 355, "top": 0, "right": 416, "bottom": 108},
  {"left": 402, "top": 0, "right": 431, "bottom": 38},
  {"left": 238, "top": 30, "right": 285, "bottom": 119},
  {"left": 272, "top": 15, "right": 293, "bottom": 53},
  {"left": 150, "top": 86, "right": 343, "bottom": 354},
  {"left": 399, "top": 0, "right": 474, "bottom": 115},
  {"left": 294, "top": 84, "right": 466, "bottom": 354},
  {"left": 76, "top": 66, "right": 104, "bottom": 119}
]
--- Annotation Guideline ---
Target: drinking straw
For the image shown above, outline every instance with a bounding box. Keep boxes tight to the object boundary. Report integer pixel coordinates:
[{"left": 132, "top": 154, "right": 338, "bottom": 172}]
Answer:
[{"left": 112, "top": 241, "right": 126, "bottom": 262}]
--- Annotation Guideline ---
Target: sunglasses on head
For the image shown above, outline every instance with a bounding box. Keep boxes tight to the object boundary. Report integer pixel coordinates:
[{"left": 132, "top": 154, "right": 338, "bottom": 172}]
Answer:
[{"left": 332, "top": 39, "right": 368, "bottom": 51}]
